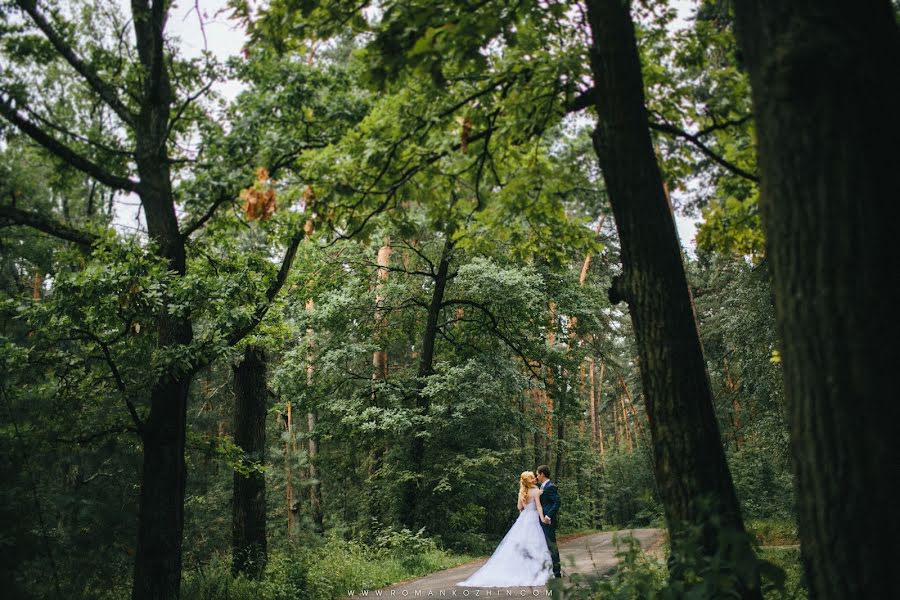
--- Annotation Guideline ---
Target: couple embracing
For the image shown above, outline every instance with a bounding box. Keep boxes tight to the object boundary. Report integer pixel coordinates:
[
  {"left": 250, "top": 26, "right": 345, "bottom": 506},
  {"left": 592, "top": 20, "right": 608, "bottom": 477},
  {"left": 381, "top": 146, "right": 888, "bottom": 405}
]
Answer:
[{"left": 456, "top": 465, "right": 561, "bottom": 588}]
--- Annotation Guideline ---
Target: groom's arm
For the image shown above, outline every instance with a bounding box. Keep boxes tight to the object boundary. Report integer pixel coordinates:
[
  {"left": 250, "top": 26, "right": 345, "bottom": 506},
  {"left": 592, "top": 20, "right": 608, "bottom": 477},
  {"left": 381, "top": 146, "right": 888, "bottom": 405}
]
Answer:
[{"left": 543, "top": 488, "right": 561, "bottom": 520}]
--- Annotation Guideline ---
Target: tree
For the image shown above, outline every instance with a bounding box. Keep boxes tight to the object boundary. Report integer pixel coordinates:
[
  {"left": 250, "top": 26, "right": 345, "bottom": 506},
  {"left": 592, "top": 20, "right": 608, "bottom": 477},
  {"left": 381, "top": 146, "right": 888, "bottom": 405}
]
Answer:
[
  {"left": 732, "top": 2, "right": 900, "bottom": 598},
  {"left": 0, "top": 3, "right": 305, "bottom": 597},
  {"left": 251, "top": 2, "right": 762, "bottom": 586},
  {"left": 231, "top": 345, "right": 268, "bottom": 579},
  {"left": 579, "top": 2, "right": 760, "bottom": 593},
  {"left": 398, "top": 231, "right": 455, "bottom": 528}
]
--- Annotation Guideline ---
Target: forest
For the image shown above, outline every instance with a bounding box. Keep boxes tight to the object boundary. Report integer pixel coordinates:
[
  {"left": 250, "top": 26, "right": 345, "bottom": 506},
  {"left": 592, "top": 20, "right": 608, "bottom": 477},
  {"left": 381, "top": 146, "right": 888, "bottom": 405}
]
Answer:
[{"left": 1, "top": 1, "right": 896, "bottom": 599}]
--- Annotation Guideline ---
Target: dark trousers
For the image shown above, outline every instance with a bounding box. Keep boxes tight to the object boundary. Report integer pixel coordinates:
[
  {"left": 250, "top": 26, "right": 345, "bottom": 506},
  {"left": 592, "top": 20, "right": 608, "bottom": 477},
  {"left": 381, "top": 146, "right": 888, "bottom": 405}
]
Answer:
[{"left": 541, "top": 522, "right": 561, "bottom": 577}]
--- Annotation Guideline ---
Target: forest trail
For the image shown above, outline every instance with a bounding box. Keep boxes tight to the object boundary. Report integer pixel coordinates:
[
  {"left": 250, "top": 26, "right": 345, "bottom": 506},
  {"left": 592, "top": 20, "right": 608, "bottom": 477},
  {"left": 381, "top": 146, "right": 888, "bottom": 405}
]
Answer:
[{"left": 344, "top": 528, "right": 664, "bottom": 598}]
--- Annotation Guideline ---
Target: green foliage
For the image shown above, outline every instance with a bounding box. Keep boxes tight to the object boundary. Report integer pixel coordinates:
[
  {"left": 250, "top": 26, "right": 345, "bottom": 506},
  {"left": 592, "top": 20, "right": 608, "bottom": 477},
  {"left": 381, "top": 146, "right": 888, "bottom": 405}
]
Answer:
[
  {"left": 727, "top": 445, "right": 795, "bottom": 521},
  {"left": 637, "top": 1, "right": 762, "bottom": 257},
  {"left": 0, "top": 1, "right": 799, "bottom": 598},
  {"left": 180, "top": 533, "right": 473, "bottom": 600},
  {"left": 368, "top": 520, "right": 438, "bottom": 559},
  {"left": 562, "top": 524, "right": 806, "bottom": 600},
  {"left": 187, "top": 430, "right": 268, "bottom": 478},
  {"left": 688, "top": 252, "right": 794, "bottom": 521},
  {"left": 758, "top": 547, "right": 807, "bottom": 600},
  {"left": 697, "top": 192, "right": 765, "bottom": 259},
  {"left": 746, "top": 520, "right": 799, "bottom": 547},
  {"left": 599, "top": 447, "right": 663, "bottom": 528},
  {"left": 567, "top": 534, "right": 668, "bottom": 599}
]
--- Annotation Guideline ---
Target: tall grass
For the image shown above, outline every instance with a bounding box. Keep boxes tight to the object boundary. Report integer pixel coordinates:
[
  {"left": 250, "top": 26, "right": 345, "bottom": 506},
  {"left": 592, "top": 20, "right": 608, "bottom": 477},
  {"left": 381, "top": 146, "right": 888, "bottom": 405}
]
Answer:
[{"left": 181, "top": 526, "right": 475, "bottom": 600}]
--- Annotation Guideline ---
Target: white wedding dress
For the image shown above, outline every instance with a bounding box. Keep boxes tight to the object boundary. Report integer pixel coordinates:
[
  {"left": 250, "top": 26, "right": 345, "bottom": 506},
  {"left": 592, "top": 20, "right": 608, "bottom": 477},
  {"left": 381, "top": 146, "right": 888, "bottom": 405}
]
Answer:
[{"left": 455, "top": 493, "right": 554, "bottom": 587}]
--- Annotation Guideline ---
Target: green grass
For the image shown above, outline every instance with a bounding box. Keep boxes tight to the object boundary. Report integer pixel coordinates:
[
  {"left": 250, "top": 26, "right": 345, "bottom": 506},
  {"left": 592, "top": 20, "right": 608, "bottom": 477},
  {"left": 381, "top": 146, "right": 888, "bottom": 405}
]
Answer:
[
  {"left": 559, "top": 523, "right": 808, "bottom": 600},
  {"left": 747, "top": 519, "right": 800, "bottom": 547},
  {"left": 181, "top": 533, "right": 476, "bottom": 600},
  {"left": 173, "top": 521, "right": 804, "bottom": 600},
  {"left": 759, "top": 546, "right": 806, "bottom": 600}
]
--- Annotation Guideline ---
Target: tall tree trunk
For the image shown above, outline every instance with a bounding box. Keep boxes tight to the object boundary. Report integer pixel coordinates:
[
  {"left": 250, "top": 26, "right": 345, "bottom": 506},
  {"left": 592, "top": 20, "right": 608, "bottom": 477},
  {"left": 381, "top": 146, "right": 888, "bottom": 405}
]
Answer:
[
  {"left": 367, "top": 238, "right": 392, "bottom": 530},
  {"left": 231, "top": 346, "right": 268, "bottom": 579},
  {"left": 579, "top": 361, "right": 587, "bottom": 436},
  {"left": 129, "top": 5, "right": 194, "bottom": 593},
  {"left": 372, "top": 239, "right": 392, "bottom": 383},
  {"left": 618, "top": 373, "right": 642, "bottom": 448},
  {"left": 554, "top": 391, "right": 565, "bottom": 478},
  {"left": 304, "top": 299, "right": 324, "bottom": 535},
  {"left": 531, "top": 389, "right": 546, "bottom": 467},
  {"left": 732, "top": 3, "right": 900, "bottom": 598},
  {"left": 612, "top": 392, "right": 619, "bottom": 448},
  {"left": 572, "top": 219, "right": 606, "bottom": 453},
  {"left": 583, "top": 1, "right": 758, "bottom": 593},
  {"left": 132, "top": 370, "right": 191, "bottom": 600},
  {"left": 284, "top": 400, "right": 295, "bottom": 537},
  {"left": 588, "top": 358, "right": 597, "bottom": 445},
  {"left": 723, "top": 356, "right": 743, "bottom": 450},
  {"left": 2, "top": 4, "right": 299, "bottom": 598},
  {"left": 305, "top": 409, "right": 323, "bottom": 532},
  {"left": 620, "top": 393, "right": 633, "bottom": 451},
  {"left": 400, "top": 236, "right": 453, "bottom": 529},
  {"left": 596, "top": 360, "right": 605, "bottom": 455},
  {"left": 545, "top": 302, "right": 556, "bottom": 469}
]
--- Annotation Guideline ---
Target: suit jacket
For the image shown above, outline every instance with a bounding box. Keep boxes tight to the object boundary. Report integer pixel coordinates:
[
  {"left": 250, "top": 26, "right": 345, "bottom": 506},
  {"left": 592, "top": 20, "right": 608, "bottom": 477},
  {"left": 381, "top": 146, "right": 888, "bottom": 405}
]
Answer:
[{"left": 540, "top": 480, "right": 560, "bottom": 529}]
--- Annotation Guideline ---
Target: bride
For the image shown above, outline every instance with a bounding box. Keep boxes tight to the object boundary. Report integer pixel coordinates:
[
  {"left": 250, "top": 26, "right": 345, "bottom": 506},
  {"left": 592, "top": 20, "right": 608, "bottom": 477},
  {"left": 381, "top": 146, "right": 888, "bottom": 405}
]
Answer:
[{"left": 455, "top": 471, "right": 554, "bottom": 587}]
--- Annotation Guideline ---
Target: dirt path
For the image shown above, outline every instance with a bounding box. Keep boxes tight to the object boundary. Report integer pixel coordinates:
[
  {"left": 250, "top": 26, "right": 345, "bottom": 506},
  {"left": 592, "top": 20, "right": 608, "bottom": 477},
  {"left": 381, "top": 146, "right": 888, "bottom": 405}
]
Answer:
[{"left": 343, "top": 528, "right": 664, "bottom": 598}]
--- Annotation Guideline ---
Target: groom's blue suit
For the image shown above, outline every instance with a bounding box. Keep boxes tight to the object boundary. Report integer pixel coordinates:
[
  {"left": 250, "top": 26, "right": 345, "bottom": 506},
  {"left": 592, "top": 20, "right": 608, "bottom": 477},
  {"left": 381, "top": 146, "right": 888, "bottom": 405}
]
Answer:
[{"left": 539, "top": 480, "right": 561, "bottom": 578}]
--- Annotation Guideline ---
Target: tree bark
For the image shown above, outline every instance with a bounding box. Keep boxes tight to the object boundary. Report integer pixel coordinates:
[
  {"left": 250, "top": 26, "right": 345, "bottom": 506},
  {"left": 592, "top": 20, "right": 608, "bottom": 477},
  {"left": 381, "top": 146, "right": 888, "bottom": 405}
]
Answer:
[
  {"left": 231, "top": 346, "right": 268, "bottom": 579},
  {"left": 284, "top": 400, "right": 294, "bottom": 537},
  {"left": 367, "top": 238, "right": 392, "bottom": 530},
  {"left": 2, "top": 3, "right": 301, "bottom": 597},
  {"left": 612, "top": 392, "right": 619, "bottom": 448},
  {"left": 723, "top": 356, "right": 743, "bottom": 450},
  {"left": 618, "top": 373, "right": 643, "bottom": 447},
  {"left": 596, "top": 360, "right": 605, "bottom": 455},
  {"left": 128, "top": 3, "right": 196, "bottom": 597},
  {"left": 399, "top": 235, "right": 453, "bottom": 529},
  {"left": 620, "top": 394, "right": 633, "bottom": 451},
  {"left": 531, "top": 389, "right": 546, "bottom": 467},
  {"left": 305, "top": 299, "right": 324, "bottom": 535},
  {"left": 731, "top": 3, "right": 900, "bottom": 598},
  {"left": 588, "top": 358, "right": 597, "bottom": 445},
  {"left": 583, "top": 1, "right": 758, "bottom": 593}
]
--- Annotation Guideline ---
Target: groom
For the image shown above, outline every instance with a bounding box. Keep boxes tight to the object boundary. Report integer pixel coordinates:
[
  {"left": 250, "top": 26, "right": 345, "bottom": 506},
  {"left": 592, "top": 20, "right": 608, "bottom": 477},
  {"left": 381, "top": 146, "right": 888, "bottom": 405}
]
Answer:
[{"left": 535, "top": 465, "right": 561, "bottom": 578}]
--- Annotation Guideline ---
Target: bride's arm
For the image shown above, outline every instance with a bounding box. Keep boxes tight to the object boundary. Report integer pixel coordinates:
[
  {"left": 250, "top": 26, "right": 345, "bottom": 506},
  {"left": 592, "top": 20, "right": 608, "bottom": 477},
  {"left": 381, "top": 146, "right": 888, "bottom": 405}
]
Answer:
[
  {"left": 535, "top": 491, "right": 546, "bottom": 521},
  {"left": 517, "top": 495, "right": 525, "bottom": 511}
]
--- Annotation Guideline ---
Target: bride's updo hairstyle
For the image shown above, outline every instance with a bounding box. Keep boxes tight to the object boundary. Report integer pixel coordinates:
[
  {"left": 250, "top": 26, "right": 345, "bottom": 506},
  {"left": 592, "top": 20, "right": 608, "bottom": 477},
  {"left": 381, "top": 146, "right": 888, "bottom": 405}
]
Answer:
[{"left": 518, "top": 470, "right": 538, "bottom": 505}]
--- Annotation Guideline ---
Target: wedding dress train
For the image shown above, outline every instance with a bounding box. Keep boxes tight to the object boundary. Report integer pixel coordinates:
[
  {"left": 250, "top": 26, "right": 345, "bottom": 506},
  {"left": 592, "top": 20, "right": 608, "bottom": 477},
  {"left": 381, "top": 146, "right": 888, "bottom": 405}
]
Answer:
[{"left": 455, "top": 496, "right": 553, "bottom": 587}]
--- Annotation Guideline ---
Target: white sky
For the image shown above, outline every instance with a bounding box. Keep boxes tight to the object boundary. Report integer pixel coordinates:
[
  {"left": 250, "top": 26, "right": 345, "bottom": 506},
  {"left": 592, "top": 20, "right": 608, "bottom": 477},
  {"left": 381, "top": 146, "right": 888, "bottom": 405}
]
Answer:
[{"left": 113, "top": 0, "right": 699, "bottom": 252}]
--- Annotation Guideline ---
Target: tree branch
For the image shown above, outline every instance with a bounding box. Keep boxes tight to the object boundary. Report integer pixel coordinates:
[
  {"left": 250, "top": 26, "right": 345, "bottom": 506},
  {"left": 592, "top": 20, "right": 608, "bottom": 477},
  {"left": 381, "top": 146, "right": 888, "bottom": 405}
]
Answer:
[
  {"left": 180, "top": 192, "right": 232, "bottom": 239},
  {"left": 166, "top": 79, "right": 214, "bottom": 141},
  {"left": 566, "top": 87, "right": 597, "bottom": 113},
  {"left": 53, "top": 424, "right": 138, "bottom": 445},
  {"left": 566, "top": 87, "right": 758, "bottom": 182},
  {"left": 26, "top": 102, "right": 134, "bottom": 158},
  {"left": 697, "top": 114, "right": 753, "bottom": 137},
  {"left": 649, "top": 121, "right": 759, "bottom": 183},
  {"left": 0, "top": 204, "right": 98, "bottom": 247},
  {"left": 440, "top": 298, "right": 548, "bottom": 385},
  {"left": 75, "top": 328, "right": 144, "bottom": 433},
  {"left": 180, "top": 149, "right": 324, "bottom": 239},
  {"left": 15, "top": 0, "right": 136, "bottom": 127},
  {"left": 225, "top": 230, "right": 305, "bottom": 347},
  {"left": 398, "top": 238, "right": 435, "bottom": 272},
  {"left": 0, "top": 95, "right": 139, "bottom": 192}
]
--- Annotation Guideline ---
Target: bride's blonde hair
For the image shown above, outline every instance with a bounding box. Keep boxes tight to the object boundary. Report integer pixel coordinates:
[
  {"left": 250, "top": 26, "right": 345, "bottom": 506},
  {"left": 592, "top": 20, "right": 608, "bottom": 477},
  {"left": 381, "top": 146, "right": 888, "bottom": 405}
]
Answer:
[{"left": 518, "top": 470, "right": 538, "bottom": 506}]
